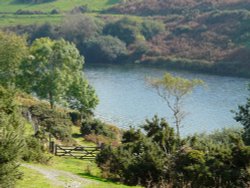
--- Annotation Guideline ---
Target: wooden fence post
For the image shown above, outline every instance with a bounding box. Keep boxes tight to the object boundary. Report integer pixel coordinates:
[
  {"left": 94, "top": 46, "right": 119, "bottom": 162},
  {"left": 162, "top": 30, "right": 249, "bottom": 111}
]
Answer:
[{"left": 49, "top": 141, "right": 55, "bottom": 154}]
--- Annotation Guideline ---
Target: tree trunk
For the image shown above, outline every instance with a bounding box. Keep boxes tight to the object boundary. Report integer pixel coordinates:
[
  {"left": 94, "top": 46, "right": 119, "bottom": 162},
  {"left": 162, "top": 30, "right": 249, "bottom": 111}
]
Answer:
[{"left": 49, "top": 92, "right": 54, "bottom": 109}]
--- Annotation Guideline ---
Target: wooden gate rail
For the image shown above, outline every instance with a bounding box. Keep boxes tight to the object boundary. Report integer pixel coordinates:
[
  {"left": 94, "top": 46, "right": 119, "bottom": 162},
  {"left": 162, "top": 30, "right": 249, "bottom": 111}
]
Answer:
[{"left": 54, "top": 145, "right": 101, "bottom": 160}]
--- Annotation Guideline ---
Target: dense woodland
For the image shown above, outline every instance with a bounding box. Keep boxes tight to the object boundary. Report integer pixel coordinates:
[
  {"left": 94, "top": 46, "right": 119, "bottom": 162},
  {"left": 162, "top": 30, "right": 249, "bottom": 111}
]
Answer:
[{"left": 1, "top": 0, "right": 250, "bottom": 187}]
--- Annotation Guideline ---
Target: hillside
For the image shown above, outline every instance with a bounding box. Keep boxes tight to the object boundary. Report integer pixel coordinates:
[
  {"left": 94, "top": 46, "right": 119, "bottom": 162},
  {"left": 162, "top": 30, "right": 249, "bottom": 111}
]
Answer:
[
  {"left": 0, "top": 0, "right": 120, "bottom": 12},
  {"left": 0, "top": 0, "right": 120, "bottom": 26},
  {"left": 108, "top": 0, "right": 250, "bottom": 15},
  {"left": 140, "top": 9, "right": 250, "bottom": 75},
  {"left": 1, "top": 0, "right": 250, "bottom": 77},
  {"left": 106, "top": 0, "right": 250, "bottom": 76}
]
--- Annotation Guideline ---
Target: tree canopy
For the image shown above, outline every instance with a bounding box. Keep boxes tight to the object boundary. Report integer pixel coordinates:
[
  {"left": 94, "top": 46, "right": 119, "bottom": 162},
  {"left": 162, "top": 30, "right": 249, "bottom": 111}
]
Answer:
[
  {"left": 20, "top": 37, "right": 98, "bottom": 111},
  {"left": 0, "top": 86, "right": 24, "bottom": 187},
  {"left": 0, "top": 31, "right": 28, "bottom": 88},
  {"left": 84, "top": 35, "right": 127, "bottom": 63},
  {"left": 148, "top": 73, "right": 204, "bottom": 138},
  {"left": 235, "top": 84, "right": 250, "bottom": 145}
]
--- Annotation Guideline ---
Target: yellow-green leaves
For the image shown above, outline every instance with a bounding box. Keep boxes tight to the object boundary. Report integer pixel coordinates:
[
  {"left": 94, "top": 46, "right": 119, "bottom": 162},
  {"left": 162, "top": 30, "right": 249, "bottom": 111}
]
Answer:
[
  {"left": 21, "top": 38, "right": 89, "bottom": 109},
  {"left": 148, "top": 73, "right": 204, "bottom": 138},
  {"left": 150, "top": 73, "right": 204, "bottom": 98},
  {"left": 0, "top": 31, "right": 28, "bottom": 87}
]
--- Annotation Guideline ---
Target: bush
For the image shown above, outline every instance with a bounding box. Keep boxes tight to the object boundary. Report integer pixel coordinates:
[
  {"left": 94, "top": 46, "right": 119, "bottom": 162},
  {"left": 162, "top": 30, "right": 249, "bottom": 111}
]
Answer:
[
  {"left": 80, "top": 118, "right": 116, "bottom": 139},
  {"left": 84, "top": 35, "right": 127, "bottom": 63},
  {"left": 22, "top": 136, "right": 52, "bottom": 164},
  {"left": 50, "top": 9, "right": 60, "bottom": 14},
  {"left": 96, "top": 133, "right": 168, "bottom": 186},
  {"left": 60, "top": 14, "right": 104, "bottom": 47},
  {"left": 103, "top": 17, "right": 142, "bottom": 45},
  {"left": 26, "top": 104, "right": 73, "bottom": 143},
  {"left": 69, "top": 111, "right": 82, "bottom": 126},
  {"left": 96, "top": 116, "right": 250, "bottom": 187},
  {"left": 29, "top": 23, "right": 56, "bottom": 41},
  {"left": 140, "top": 20, "right": 165, "bottom": 40},
  {"left": 184, "top": 129, "right": 250, "bottom": 187}
]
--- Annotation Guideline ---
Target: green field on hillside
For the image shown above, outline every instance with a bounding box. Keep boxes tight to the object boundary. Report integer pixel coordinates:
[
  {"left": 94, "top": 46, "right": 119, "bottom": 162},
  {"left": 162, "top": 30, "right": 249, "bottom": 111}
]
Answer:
[
  {"left": 0, "top": 14, "right": 62, "bottom": 26},
  {"left": 0, "top": 0, "right": 120, "bottom": 12},
  {"left": 0, "top": 0, "right": 122, "bottom": 27}
]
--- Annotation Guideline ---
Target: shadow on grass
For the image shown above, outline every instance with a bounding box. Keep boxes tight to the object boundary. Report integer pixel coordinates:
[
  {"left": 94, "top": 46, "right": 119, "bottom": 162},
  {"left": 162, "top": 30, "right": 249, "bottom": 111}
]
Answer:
[
  {"left": 77, "top": 172, "right": 122, "bottom": 185},
  {"left": 77, "top": 172, "right": 110, "bottom": 182},
  {"left": 72, "top": 133, "right": 82, "bottom": 138}
]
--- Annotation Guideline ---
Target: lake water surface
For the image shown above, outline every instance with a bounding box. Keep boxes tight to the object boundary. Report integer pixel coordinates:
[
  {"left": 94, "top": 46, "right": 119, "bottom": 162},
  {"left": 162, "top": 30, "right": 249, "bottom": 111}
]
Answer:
[{"left": 85, "top": 64, "right": 250, "bottom": 136}]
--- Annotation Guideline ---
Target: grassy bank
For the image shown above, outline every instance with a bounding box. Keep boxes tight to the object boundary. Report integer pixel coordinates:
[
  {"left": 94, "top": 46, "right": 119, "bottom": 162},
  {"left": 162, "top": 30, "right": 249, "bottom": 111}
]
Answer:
[{"left": 16, "top": 166, "right": 61, "bottom": 188}]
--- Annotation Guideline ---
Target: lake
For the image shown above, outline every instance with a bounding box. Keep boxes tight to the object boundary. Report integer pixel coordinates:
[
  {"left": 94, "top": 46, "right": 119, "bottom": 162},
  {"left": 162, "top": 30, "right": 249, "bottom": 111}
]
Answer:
[{"left": 85, "top": 64, "right": 250, "bottom": 136}]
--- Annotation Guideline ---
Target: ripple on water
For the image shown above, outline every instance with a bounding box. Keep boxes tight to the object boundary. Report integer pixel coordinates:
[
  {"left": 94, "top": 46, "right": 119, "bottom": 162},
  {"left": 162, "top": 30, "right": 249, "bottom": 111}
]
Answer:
[{"left": 85, "top": 64, "right": 249, "bottom": 136}]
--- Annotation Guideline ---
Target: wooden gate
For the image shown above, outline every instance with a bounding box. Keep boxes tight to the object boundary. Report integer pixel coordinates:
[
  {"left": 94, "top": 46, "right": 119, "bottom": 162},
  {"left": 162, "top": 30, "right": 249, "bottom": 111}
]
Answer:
[{"left": 54, "top": 145, "right": 101, "bottom": 160}]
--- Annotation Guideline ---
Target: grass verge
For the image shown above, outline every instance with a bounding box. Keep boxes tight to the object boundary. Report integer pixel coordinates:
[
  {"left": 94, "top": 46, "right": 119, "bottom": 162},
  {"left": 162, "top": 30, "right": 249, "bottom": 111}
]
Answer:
[{"left": 16, "top": 166, "right": 62, "bottom": 188}]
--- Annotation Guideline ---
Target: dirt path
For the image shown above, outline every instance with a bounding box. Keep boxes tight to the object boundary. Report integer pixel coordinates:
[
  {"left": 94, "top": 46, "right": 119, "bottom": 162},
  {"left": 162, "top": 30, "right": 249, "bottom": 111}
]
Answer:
[{"left": 22, "top": 164, "right": 94, "bottom": 188}]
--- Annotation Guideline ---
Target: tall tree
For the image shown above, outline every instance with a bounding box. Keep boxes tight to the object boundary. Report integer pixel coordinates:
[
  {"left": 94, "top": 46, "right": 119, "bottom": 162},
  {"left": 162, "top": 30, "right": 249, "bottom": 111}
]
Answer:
[
  {"left": 60, "top": 14, "right": 103, "bottom": 44},
  {"left": 66, "top": 76, "right": 99, "bottom": 118},
  {"left": 20, "top": 37, "right": 98, "bottom": 110},
  {"left": 148, "top": 73, "right": 203, "bottom": 138},
  {"left": 0, "top": 31, "right": 28, "bottom": 88},
  {"left": 0, "top": 86, "right": 24, "bottom": 187}
]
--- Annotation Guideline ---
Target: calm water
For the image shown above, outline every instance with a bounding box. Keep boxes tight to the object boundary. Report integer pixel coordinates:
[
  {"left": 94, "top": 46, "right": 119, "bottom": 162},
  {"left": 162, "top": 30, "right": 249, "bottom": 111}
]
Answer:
[{"left": 85, "top": 64, "right": 250, "bottom": 136}]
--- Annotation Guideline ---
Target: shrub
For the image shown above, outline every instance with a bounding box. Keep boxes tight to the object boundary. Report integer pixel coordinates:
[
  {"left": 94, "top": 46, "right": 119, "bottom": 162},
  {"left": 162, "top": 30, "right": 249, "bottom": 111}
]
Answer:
[
  {"left": 29, "top": 23, "right": 56, "bottom": 41},
  {"left": 22, "top": 136, "right": 52, "bottom": 164},
  {"left": 80, "top": 118, "right": 116, "bottom": 139},
  {"left": 26, "top": 104, "right": 73, "bottom": 143},
  {"left": 84, "top": 35, "right": 127, "bottom": 63},
  {"left": 103, "top": 17, "right": 142, "bottom": 45},
  {"left": 140, "top": 20, "right": 165, "bottom": 40},
  {"left": 60, "top": 14, "right": 104, "bottom": 46},
  {"left": 69, "top": 111, "right": 82, "bottom": 126},
  {"left": 96, "top": 134, "right": 168, "bottom": 186},
  {"left": 173, "top": 25, "right": 192, "bottom": 35},
  {"left": 50, "top": 9, "right": 60, "bottom": 14},
  {"left": 97, "top": 117, "right": 250, "bottom": 187}
]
